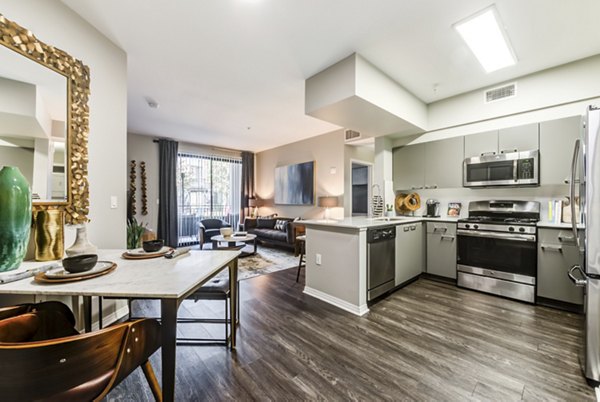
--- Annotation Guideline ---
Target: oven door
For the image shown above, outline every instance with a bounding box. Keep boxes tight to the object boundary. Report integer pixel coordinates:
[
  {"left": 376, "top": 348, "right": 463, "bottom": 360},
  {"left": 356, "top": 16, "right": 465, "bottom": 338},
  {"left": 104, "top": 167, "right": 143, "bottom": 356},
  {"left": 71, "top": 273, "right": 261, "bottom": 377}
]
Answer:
[{"left": 457, "top": 230, "right": 537, "bottom": 278}]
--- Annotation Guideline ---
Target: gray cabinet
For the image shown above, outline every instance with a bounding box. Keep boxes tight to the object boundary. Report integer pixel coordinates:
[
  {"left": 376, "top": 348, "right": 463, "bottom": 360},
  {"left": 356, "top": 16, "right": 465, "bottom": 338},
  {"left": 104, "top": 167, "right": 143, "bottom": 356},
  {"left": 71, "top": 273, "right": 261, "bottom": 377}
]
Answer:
[
  {"left": 395, "top": 223, "right": 425, "bottom": 286},
  {"left": 498, "top": 123, "right": 539, "bottom": 153},
  {"left": 540, "top": 116, "right": 583, "bottom": 185},
  {"left": 426, "top": 222, "right": 457, "bottom": 279},
  {"left": 537, "top": 228, "right": 584, "bottom": 305},
  {"left": 392, "top": 144, "right": 424, "bottom": 191},
  {"left": 424, "top": 137, "right": 464, "bottom": 189},
  {"left": 464, "top": 130, "right": 498, "bottom": 158}
]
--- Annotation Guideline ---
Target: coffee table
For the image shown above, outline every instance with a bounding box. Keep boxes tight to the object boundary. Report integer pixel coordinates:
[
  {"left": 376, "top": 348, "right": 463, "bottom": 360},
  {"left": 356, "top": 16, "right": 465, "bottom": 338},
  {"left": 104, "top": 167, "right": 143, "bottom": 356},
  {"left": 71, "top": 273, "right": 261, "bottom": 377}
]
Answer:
[{"left": 212, "top": 233, "right": 258, "bottom": 257}]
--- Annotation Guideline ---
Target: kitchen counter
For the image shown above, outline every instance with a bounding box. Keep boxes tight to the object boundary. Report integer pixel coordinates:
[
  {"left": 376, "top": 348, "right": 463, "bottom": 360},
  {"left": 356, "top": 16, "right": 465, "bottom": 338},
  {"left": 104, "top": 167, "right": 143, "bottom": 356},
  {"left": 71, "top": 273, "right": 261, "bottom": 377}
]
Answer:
[
  {"left": 302, "top": 216, "right": 459, "bottom": 230},
  {"left": 537, "top": 221, "right": 585, "bottom": 229}
]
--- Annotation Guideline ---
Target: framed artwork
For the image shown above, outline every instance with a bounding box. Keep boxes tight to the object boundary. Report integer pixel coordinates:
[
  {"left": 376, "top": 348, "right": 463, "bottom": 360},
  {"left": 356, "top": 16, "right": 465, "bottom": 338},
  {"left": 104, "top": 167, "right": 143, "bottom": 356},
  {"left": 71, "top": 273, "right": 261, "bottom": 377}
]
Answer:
[
  {"left": 274, "top": 161, "right": 314, "bottom": 205},
  {"left": 447, "top": 202, "right": 462, "bottom": 217}
]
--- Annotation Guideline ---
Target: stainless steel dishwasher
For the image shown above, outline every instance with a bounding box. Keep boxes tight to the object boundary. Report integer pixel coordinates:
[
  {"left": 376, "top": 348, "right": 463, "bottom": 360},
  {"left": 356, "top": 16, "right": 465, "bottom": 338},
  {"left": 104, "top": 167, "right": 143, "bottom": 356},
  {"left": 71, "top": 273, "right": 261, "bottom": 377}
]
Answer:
[{"left": 367, "top": 226, "right": 396, "bottom": 301}]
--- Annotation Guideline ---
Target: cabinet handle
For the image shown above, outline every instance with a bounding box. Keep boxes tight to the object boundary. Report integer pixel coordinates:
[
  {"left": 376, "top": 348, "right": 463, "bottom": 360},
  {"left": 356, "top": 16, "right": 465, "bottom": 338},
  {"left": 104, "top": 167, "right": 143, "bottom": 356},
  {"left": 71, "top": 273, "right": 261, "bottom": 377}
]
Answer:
[
  {"left": 424, "top": 185, "right": 438, "bottom": 189},
  {"left": 501, "top": 148, "right": 518, "bottom": 154},
  {"left": 441, "top": 235, "right": 455, "bottom": 241},
  {"left": 558, "top": 235, "right": 575, "bottom": 243},
  {"left": 480, "top": 151, "right": 497, "bottom": 156},
  {"left": 433, "top": 227, "right": 448, "bottom": 233},
  {"left": 541, "top": 245, "right": 563, "bottom": 253},
  {"left": 403, "top": 226, "right": 410, "bottom": 232},
  {"left": 410, "top": 226, "right": 416, "bottom": 231},
  {"left": 410, "top": 186, "right": 424, "bottom": 190}
]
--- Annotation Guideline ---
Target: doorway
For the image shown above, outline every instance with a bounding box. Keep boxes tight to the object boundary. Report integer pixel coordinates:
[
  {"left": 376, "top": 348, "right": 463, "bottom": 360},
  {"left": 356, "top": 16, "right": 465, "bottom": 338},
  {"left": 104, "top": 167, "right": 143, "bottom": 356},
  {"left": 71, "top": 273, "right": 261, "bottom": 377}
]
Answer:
[{"left": 351, "top": 162, "right": 371, "bottom": 216}]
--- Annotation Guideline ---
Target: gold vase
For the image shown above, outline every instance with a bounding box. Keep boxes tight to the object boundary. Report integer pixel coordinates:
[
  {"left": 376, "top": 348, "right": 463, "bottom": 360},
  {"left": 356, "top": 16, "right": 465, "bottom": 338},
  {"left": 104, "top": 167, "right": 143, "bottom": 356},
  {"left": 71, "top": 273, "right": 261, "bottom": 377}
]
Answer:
[{"left": 34, "top": 210, "right": 64, "bottom": 261}]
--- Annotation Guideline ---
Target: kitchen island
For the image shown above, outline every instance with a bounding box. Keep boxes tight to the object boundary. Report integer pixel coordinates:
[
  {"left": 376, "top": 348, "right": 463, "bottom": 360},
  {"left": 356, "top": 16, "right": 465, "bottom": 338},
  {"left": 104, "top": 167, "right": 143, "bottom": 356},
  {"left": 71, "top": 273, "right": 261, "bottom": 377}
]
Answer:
[{"left": 301, "top": 216, "right": 457, "bottom": 316}]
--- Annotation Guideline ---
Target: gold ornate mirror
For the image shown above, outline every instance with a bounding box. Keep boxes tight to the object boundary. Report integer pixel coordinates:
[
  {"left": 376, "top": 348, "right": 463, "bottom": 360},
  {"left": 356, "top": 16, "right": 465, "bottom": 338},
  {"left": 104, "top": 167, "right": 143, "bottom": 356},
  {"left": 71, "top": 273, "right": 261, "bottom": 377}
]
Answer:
[{"left": 0, "top": 14, "right": 90, "bottom": 224}]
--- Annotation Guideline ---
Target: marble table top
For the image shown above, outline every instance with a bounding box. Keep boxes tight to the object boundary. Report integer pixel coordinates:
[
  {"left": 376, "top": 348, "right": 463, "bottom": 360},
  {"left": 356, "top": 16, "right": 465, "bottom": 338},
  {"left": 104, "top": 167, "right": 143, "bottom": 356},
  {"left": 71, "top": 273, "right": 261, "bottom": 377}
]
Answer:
[{"left": 0, "top": 249, "right": 240, "bottom": 299}]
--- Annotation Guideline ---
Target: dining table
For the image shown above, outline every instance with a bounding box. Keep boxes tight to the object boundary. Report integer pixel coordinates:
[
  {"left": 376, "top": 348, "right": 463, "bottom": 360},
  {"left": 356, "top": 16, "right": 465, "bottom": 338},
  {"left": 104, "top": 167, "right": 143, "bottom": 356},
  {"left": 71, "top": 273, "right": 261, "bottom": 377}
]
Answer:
[{"left": 0, "top": 248, "right": 241, "bottom": 402}]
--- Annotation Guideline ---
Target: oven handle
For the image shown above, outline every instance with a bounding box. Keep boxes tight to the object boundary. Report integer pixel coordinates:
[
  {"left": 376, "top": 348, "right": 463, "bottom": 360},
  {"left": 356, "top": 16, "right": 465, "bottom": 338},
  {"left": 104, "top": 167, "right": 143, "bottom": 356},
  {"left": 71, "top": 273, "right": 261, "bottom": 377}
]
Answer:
[{"left": 457, "top": 229, "right": 536, "bottom": 242}]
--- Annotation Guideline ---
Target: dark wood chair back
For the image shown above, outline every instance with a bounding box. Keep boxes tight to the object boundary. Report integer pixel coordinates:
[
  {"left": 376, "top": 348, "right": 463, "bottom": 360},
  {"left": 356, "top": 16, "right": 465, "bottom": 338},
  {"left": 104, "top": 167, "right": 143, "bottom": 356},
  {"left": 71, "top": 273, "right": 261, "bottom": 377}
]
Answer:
[{"left": 0, "top": 318, "right": 162, "bottom": 401}]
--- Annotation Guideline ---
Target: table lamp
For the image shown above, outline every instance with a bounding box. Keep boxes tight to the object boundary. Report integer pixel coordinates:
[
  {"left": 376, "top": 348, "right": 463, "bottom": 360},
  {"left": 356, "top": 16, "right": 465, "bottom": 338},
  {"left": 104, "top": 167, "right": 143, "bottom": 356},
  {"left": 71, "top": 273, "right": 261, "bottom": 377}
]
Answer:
[
  {"left": 318, "top": 196, "right": 338, "bottom": 221},
  {"left": 248, "top": 197, "right": 258, "bottom": 218}
]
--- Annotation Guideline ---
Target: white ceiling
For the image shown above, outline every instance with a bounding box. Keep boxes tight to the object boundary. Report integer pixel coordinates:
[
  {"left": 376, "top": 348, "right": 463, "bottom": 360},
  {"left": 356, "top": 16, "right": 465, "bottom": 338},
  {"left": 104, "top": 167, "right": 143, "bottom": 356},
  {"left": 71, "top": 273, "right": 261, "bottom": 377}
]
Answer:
[{"left": 61, "top": 0, "right": 600, "bottom": 152}]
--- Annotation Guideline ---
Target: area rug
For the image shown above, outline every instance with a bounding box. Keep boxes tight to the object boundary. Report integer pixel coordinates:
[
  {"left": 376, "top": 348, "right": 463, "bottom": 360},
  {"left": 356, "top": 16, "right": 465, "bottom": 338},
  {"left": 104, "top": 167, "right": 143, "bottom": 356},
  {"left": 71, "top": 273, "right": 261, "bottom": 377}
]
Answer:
[{"left": 211, "top": 244, "right": 299, "bottom": 281}]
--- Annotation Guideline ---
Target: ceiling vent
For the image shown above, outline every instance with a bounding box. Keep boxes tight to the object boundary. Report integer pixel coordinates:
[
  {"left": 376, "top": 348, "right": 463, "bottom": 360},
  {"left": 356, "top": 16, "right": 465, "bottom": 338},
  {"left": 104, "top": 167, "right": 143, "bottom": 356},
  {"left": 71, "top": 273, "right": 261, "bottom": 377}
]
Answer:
[
  {"left": 344, "top": 129, "right": 361, "bottom": 142},
  {"left": 484, "top": 82, "right": 517, "bottom": 103}
]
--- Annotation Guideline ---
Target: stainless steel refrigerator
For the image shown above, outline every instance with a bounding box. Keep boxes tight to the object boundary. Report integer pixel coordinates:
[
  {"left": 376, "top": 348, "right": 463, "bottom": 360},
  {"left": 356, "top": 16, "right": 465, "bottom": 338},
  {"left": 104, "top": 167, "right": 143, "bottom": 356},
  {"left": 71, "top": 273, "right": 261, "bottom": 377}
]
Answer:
[{"left": 569, "top": 105, "right": 600, "bottom": 386}]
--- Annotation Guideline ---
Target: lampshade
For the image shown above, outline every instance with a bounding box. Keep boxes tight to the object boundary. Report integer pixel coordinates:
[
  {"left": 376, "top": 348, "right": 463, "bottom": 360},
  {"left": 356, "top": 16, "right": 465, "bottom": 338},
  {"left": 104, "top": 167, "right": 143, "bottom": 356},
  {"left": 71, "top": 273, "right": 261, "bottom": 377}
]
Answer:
[
  {"left": 248, "top": 198, "right": 258, "bottom": 207},
  {"left": 318, "top": 196, "right": 338, "bottom": 208}
]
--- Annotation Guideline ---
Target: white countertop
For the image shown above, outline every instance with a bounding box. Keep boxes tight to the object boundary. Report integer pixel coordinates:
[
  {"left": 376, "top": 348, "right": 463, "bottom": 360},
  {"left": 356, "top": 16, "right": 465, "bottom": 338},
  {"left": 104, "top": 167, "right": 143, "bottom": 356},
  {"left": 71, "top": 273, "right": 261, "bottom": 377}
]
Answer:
[
  {"left": 302, "top": 216, "right": 459, "bottom": 230},
  {"left": 0, "top": 249, "right": 240, "bottom": 298}
]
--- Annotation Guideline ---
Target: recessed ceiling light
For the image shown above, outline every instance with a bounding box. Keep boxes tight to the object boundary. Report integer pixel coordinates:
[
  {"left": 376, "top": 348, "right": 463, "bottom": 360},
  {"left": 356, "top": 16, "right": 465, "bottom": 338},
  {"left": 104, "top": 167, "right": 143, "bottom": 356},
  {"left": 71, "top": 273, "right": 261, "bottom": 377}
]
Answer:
[{"left": 454, "top": 6, "right": 517, "bottom": 73}]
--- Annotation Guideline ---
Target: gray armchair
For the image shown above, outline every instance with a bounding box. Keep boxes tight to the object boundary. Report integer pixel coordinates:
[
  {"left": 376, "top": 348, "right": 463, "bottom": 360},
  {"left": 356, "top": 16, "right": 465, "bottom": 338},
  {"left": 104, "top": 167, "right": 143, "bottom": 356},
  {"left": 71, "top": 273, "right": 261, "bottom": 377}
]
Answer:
[{"left": 198, "top": 218, "right": 230, "bottom": 249}]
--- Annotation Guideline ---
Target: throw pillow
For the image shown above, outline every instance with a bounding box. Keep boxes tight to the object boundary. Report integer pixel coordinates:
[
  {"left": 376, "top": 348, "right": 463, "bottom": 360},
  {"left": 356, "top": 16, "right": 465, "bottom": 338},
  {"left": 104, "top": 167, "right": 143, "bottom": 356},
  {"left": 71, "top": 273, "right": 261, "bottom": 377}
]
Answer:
[{"left": 274, "top": 219, "right": 287, "bottom": 231}]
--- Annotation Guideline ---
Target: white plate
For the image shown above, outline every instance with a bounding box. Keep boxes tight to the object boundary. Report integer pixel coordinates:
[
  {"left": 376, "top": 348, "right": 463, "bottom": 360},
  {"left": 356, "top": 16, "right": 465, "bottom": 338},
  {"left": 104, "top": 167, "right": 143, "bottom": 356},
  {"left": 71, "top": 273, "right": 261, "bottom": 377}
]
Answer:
[
  {"left": 45, "top": 261, "right": 115, "bottom": 279},
  {"left": 125, "top": 246, "right": 170, "bottom": 256}
]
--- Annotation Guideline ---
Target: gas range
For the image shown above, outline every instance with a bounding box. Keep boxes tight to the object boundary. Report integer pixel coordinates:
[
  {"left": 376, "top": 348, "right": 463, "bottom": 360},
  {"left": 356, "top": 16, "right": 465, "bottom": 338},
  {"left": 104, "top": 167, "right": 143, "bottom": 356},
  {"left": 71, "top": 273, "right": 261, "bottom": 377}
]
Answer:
[{"left": 456, "top": 200, "right": 541, "bottom": 303}]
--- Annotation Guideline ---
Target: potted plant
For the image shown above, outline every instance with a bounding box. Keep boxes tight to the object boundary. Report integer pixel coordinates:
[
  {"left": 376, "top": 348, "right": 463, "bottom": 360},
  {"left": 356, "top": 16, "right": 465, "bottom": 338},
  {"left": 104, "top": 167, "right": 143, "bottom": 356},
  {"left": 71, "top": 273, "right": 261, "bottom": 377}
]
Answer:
[{"left": 127, "top": 217, "right": 147, "bottom": 249}]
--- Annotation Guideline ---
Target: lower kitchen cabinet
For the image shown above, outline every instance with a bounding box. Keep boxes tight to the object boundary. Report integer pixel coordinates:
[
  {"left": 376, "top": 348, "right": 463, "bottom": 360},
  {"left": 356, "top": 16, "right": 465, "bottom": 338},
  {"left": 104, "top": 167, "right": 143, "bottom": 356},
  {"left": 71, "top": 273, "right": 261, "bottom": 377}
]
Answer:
[
  {"left": 395, "top": 223, "right": 424, "bottom": 286},
  {"left": 537, "top": 228, "right": 584, "bottom": 305},
  {"left": 426, "top": 222, "right": 457, "bottom": 279}
]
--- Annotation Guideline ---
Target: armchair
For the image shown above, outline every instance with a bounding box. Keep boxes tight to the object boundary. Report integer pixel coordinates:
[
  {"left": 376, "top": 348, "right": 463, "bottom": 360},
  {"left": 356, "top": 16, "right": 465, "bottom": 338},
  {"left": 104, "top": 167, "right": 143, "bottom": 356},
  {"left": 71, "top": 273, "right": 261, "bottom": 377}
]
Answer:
[
  {"left": 198, "top": 218, "right": 230, "bottom": 249},
  {"left": 0, "top": 302, "right": 162, "bottom": 401}
]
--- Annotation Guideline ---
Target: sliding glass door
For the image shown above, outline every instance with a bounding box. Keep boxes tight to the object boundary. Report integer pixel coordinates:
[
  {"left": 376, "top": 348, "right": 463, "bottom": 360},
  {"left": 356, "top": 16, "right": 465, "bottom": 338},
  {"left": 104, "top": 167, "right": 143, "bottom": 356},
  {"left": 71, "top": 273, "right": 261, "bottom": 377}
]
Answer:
[{"left": 177, "top": 152, "right": 241, "bottom": 246}]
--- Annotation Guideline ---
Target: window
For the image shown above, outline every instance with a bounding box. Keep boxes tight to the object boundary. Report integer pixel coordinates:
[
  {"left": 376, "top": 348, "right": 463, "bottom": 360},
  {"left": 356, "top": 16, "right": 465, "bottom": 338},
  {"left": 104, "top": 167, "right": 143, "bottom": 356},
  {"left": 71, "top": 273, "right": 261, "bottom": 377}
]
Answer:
[{"left": 177, "top": 152, "right": 242, "bottom": 246}]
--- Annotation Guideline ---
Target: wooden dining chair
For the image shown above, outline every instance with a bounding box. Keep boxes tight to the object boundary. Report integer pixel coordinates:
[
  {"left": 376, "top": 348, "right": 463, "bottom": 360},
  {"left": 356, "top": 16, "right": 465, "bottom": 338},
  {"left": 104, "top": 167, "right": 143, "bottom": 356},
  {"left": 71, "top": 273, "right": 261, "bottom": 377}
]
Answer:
[{"left": 0, "top": 303, "right": 163, "bottom": 401}]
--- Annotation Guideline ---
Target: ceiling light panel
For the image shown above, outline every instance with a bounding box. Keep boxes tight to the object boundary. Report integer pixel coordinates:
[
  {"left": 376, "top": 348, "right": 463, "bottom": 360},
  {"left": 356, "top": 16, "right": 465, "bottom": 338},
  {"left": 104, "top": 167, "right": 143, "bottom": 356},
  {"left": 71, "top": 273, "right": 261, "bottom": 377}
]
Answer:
[{"left": 454, "top": 6, "right": 517, "bottom": 73}]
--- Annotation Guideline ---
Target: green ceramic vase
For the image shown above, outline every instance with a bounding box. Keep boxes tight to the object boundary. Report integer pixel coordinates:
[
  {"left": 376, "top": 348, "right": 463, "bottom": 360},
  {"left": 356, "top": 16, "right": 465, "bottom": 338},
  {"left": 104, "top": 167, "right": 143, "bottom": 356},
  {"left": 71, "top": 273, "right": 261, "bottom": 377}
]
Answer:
[{"left": 0, "top": 166, "right": 32, "bottom": 272}]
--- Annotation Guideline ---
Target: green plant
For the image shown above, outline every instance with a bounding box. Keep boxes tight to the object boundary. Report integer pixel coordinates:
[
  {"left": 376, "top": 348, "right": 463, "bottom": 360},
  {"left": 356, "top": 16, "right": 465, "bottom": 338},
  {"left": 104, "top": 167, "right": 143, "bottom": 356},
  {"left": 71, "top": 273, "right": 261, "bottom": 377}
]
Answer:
[{"left": 127, "top": 217, "right": 147, "bottom": 249}]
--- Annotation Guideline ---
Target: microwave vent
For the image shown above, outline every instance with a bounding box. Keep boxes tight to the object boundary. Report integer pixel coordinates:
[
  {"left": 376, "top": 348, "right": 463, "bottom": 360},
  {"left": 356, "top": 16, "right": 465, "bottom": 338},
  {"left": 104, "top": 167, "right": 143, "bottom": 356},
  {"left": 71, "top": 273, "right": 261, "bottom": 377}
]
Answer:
[
  {"left": 344, "top": 129, "right": 361, "bottom": 142},
  {"left": 484, "top": 83, "right": 516, "bottom": 103}
]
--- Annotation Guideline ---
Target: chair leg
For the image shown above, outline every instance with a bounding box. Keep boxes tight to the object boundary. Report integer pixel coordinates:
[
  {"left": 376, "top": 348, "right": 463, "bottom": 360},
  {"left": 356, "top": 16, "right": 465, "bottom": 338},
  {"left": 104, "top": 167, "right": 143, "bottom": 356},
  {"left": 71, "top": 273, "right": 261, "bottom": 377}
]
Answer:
[
  {"left": 141, "top": 360, "right": 163, "bottom": 402},
  {"left": 98, "top": 297, "right": 103, "bottom": 329},
  {"left": 296, "top": 252, "right": 304, "bottom": 282}
]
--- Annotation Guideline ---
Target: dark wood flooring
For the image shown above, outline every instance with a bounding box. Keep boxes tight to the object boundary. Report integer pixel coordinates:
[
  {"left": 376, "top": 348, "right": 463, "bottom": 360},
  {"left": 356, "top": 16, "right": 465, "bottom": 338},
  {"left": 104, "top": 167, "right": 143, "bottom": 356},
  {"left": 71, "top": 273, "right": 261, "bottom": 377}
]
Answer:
[{"left": 106, "top": 269, "right": 595, "bottom": 401}]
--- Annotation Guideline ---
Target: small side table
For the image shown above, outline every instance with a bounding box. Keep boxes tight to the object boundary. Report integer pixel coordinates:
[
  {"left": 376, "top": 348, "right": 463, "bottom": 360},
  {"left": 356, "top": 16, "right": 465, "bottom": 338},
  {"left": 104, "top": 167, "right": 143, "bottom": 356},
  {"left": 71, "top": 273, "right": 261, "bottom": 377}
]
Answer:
[
  {"left": 212, "top": 234, "right": 257, "bottom": 257},
  {"left": 295, "top": 235, "right": 306, "bottom": 282}
]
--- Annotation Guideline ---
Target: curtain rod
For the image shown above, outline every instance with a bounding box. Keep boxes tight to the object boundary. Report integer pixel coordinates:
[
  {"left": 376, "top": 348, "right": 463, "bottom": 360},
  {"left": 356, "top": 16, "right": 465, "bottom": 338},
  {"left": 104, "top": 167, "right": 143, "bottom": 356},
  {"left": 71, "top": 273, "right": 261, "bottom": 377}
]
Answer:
[{"left": 152, "top": 138, "right": 245, "bottom": 154}]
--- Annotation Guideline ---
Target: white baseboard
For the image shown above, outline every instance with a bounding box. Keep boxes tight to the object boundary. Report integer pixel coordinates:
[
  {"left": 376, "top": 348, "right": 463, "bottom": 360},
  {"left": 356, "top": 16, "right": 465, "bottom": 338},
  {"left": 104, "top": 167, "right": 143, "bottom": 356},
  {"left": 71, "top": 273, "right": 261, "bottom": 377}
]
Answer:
[{"left": 303, "top": 286, "right": 369, "bottom": 316}]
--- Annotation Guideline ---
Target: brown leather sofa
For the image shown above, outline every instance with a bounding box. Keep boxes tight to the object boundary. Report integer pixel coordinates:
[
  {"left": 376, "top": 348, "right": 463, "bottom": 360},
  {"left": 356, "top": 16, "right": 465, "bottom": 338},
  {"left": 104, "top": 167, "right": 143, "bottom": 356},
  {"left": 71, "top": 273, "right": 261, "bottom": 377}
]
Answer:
[{"left": 243, "top": 217, "right": 305, "bottom": 249}]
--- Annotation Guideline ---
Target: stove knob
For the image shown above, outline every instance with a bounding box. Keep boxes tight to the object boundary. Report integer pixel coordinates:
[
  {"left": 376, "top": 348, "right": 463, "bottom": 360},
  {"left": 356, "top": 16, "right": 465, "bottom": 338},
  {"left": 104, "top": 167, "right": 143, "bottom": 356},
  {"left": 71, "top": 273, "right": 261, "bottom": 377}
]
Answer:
[
  {"left": 519, "top": 227, "right": 525, "bottom": 233},
  {"left": 474, "top": 224, "right": 479, "bottom": 229},
  {"left": 508, "top": 227, "right": 515, "bottom": 232},
  {"left": 465, "top": 224, "right": 470, "bottom": 229}
]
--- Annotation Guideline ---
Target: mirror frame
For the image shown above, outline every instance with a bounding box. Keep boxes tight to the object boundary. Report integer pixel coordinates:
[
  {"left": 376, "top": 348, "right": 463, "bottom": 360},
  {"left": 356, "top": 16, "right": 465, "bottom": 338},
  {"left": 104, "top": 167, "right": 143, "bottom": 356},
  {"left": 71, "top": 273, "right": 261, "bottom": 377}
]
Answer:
[{"left": 0, "top": 14, "right": 90, "bottom": 224}]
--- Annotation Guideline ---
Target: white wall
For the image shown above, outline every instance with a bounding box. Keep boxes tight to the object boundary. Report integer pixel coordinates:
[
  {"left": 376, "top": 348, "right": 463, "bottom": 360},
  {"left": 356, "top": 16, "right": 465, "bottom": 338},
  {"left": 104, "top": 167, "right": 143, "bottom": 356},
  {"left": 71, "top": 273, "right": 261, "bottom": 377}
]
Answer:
[
  {"left": 0, "top": 0, "right": 128, "bottom": 249},
  {"left": 256, "top": 129, "right": 345, "bottom": 220}
]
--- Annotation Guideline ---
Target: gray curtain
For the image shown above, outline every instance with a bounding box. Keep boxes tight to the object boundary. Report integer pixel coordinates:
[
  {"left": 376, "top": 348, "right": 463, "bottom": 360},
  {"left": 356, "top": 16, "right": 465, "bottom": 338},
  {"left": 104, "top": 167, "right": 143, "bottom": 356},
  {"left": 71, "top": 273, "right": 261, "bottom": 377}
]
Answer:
[
  {"left": 157, "top": 139, "right": 179, "bottom": 247},
  {"left": 240, "top": 151, "right": 254, "bottom": 221}
]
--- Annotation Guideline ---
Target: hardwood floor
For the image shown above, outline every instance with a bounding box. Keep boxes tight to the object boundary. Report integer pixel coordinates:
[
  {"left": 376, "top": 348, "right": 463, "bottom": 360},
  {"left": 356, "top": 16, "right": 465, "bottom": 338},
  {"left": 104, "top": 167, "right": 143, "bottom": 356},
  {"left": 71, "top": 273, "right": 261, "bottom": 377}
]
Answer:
[{"left": 107, "top": 269, "right": 595, "bottom": 401}]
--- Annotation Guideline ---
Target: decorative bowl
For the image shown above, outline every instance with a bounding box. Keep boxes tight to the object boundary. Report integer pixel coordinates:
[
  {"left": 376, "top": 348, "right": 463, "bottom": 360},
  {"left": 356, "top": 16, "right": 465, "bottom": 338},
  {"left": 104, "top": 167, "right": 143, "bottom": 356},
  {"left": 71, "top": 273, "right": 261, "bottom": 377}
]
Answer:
[
  {"left": 142, "top": 239, "right": 164, "bottom": 253},
  {"left": 220, "top": 227, "right": 233, "bottom": 237},
  {"left": 62, "top": 254, "right": 98, "bottom": 274}
]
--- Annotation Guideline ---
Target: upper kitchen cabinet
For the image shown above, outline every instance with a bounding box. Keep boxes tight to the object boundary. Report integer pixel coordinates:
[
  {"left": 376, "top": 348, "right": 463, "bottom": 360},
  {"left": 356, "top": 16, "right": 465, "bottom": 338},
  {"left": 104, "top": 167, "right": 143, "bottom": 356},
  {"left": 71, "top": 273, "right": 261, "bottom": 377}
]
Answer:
[
  {"left": 424, "top": 137, "right": 464, "bottom": 189},
  {"left": 464, "top": 130, "right": 498, "bottom": 158},
  {"left": 498, "top": 123, "right": 539, "bottom": 153},
  {"left": 393, "top": 143, "right": 425, "bottom": 191},
  {"left": 539, "top": 116, "right": 583, "bottom": 185}
]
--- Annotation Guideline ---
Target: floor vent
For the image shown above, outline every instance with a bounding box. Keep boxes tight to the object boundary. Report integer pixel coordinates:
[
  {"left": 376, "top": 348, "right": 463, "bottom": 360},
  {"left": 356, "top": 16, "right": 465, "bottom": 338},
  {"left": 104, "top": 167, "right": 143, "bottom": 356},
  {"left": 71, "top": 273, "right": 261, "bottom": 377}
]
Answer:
[
  {"left": 484, "top": 83, "right": 516, "bottom": 103},
  {"left": 345, "top": 129, "right": 361, "bottom": 142}
]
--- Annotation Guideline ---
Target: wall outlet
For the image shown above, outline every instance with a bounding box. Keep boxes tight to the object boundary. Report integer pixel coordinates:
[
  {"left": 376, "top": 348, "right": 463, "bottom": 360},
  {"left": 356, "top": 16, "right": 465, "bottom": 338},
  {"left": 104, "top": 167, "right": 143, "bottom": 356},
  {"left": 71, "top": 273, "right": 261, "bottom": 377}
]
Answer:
[
  {"left": 110, "top": 196, "right": 118, "bottom": 209},
  {"left": 315, "top": 253, "right": 322, "bottom": 265}
]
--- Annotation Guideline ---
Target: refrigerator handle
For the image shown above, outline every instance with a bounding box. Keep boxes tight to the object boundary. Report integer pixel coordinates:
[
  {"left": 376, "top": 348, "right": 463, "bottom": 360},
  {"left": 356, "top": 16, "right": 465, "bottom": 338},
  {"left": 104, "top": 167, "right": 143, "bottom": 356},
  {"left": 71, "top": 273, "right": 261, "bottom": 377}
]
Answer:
[
  {"left": 570, "top": 139, "right": 581, "bottom": 249},
  {"left": 569, "top": 265, "right": 587, "bottom": 287}
]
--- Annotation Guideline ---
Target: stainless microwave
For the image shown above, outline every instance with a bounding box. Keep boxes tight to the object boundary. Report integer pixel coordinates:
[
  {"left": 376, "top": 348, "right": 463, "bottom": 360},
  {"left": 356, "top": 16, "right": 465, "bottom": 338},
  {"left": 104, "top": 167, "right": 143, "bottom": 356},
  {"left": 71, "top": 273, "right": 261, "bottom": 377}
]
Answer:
[{"left": 463, "top": 150, "right": 539, "bottom": 187}]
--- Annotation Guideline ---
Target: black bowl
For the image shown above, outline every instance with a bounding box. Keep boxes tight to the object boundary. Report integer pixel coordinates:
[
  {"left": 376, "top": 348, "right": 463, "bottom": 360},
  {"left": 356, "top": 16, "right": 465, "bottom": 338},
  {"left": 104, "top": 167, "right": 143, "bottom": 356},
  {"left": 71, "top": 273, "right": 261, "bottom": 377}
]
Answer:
[
  {"left": 62, "top": 254, "right": 98, "bottom": 273},
  {"left": 143, "top": 239, "right": 164, "bottom": 253}
]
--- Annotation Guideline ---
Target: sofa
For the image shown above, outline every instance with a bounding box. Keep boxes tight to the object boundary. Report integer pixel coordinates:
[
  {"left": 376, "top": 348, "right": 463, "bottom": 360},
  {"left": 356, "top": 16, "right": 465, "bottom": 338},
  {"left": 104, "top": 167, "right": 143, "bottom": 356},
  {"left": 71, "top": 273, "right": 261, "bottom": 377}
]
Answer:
[{"left": 243, "top": 217, "right": 305, "bottom": 249}]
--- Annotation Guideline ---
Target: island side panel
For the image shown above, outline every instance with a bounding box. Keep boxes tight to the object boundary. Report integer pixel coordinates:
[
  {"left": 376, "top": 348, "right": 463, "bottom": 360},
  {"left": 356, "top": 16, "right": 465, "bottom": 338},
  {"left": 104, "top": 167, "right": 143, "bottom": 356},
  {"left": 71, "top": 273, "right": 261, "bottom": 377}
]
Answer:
[{"left": 303, "top": 226, "right": 368, "bottom": 315}]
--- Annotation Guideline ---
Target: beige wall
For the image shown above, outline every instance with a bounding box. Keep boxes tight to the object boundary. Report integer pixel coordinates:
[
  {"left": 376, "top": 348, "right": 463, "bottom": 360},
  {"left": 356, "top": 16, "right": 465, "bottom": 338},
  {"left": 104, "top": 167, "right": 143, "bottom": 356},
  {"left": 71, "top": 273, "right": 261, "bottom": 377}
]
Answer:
[
  {"left": 127, "top": 133, "right": 160, "bottom": 231},
  {"left": 0, "top": 0, "right": 128, "bottom": 249},
  {"left": 256, "top": 129, "right": 345, "bottom": 220}
]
